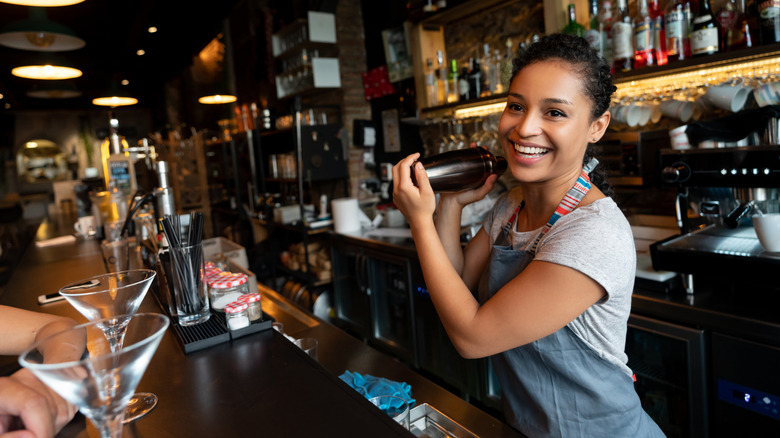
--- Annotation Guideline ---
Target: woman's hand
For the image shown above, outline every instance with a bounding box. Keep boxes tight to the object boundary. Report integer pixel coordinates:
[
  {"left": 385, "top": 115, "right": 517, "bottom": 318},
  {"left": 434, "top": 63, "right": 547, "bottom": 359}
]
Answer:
[
  {"left": 438, "top": 173, "right": 498, "bottom": 209},
  {"left": 0, "top": 368, "right": 77, "bottom": 438},
  {"left": 392, "top": 153, "right": 437, "bottom": 227}
]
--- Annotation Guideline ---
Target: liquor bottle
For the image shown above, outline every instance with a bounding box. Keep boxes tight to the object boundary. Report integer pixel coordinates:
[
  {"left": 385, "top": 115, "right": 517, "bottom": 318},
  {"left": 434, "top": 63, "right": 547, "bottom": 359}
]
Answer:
[
  {"left": 105, "top": 113, "right": 137, "bottom": 196},
  {"left": 563, "top": 4, "right": 586, "bottom": 37},
  {"left": 650, "top": 0, "right": 668, "bottom": 65},
  {"left": 447, "top": 59, "right": 459, "bottom": 103},
  {"left": 717, "top": 0, "right": 739, "bottom": 51},
  {"left": 758, "top": 0, "right": 780, "bottom": 44},
  {"left": 410, "top": 146, "right": 507, "bottom": 193},
  {"left": 425, "top": 57, "right": 438, "bottom": 107},
  {"left": 468, "top": 57, "right": 483, "bottom": 99},
  {"left": 727, "top": 0, "right": 754, "bottom": 49},
  {"left": 633, "top": 0, "right": 656, "bottom": 68},
  {"left": 599, "top": 0, "right": 614, "bottom": 63},
  {"left": 666, "top": 0, "right": 692, "bottom": 60},
  {"left": 585, "top": 0, "right": 603, "bottom": 54},
  {"left": 501, "top": 38, "right": 514, "bottom": 90},
  {"left": 436, "top": 50, "right": 448, "bottom": 106},
  {"left": 480, "top": 44, "right": 493, "bottom": 97},
  {"left": 612, "top": 0, "right": 634, "bottom": 72},
  {"left": 690, "top": 0, "right": 720, "bottom": 57},
  {"left": 459, "top": 64, "right": 471, "bottom": 101},
  {"left": 492, "top": 49, "right": 504, "bottom": 94}
]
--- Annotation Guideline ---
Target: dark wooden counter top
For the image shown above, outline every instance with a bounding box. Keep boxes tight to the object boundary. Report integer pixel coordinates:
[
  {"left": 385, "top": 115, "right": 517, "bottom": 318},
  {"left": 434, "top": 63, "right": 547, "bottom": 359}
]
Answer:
[{"left": 0, "top": 218, "right": 521, "bottom": 437}]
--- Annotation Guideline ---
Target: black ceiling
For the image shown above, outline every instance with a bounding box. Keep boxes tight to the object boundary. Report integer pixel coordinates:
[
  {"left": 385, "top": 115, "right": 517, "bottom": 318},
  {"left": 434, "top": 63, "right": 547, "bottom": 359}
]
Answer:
[{"left": 0, "top": 0, "right": 242, "bottom": 112}]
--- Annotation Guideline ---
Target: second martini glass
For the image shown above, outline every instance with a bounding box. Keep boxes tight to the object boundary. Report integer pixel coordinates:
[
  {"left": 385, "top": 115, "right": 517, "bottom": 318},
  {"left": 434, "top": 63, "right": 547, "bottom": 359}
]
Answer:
[{"left": 59, "top": 269, "right": 160, "bottom": 423}]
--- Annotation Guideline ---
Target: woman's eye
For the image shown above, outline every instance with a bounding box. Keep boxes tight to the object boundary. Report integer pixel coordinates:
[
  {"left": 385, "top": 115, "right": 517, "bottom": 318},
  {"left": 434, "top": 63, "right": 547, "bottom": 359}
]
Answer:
[
  {"left": 508, "top": 103, "right": 525, "bottom": 112},
  {"left": 548, "top": 109, "right": 566, "bottom": 118}
]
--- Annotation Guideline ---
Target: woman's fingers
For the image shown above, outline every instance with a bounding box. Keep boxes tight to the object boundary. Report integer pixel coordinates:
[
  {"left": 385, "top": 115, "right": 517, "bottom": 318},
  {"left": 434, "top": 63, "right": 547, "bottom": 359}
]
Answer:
[{"left": 392, "top": 153, "right": 420, "bottom": 188}]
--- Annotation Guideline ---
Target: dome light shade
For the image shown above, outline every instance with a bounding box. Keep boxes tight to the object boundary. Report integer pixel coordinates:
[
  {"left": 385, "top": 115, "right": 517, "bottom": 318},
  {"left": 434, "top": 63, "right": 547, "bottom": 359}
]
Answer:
[
  {"left": 12, "top": 63, "right": 82, "bottom": 80},
  {"left": 0, "top": 1, "right": 85, "bottom": 6},
  {"left": 0, "top": 8, "right": 85, "bottom": 51},
  {"left": 92, "top": 96, "right": 138, "bottom": 107},
  {"left": 198, "top": 94, "right": 237, "bottom": 104}
]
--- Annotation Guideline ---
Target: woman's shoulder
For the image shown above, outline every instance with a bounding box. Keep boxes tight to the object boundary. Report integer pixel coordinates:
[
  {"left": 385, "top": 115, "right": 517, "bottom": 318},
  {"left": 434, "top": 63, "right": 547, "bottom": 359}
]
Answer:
[{"left": 560, "top": 197, "right": 632, "bottom": 237}]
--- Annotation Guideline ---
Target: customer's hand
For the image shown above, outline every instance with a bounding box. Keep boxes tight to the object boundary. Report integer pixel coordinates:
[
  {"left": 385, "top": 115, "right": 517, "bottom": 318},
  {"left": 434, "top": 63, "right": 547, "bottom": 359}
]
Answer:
[{"left": 0, "top": 368, "right": 77, "bottom": 438}]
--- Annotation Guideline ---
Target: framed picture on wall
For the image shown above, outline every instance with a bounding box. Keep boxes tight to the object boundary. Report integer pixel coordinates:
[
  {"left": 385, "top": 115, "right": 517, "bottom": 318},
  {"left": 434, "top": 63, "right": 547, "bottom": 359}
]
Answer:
[
  {"left": 381, "top": 109, "right": 401, "bottom": 153},
  {"left": 381, "top": 23, "right": 414, "bottom": 83}
]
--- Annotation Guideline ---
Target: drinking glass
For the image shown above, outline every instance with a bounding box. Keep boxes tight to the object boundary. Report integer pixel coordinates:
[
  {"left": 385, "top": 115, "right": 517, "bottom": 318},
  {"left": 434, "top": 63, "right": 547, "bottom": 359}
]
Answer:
[
  {"left": 59, "top": 269, "right": 160, "bottom": 423},
  {"left": 18, "top": 313, "right": 169, "bottom": 438}
]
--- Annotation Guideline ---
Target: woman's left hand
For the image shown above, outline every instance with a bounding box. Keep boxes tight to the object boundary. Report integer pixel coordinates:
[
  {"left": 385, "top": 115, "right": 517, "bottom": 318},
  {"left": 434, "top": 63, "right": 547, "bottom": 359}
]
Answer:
[{"left": 392, "top": 153, "right": 437, "bottom": 227}]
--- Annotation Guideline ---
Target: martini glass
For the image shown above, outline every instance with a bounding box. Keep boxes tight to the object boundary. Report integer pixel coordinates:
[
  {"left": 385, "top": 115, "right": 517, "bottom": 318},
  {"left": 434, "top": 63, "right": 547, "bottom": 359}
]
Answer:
[
  {"left": 19, "top": 313, "right": 169, "bottom": 438},
  {"left": 59, "top": 269, "right": 159, "bottom": 423}
]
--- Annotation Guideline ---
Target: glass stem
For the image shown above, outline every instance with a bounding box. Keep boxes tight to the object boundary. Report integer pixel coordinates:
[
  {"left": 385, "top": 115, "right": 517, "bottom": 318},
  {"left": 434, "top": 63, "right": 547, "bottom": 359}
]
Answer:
[{"left": 95, "top": 412, "right": 125, "bottom": 438}]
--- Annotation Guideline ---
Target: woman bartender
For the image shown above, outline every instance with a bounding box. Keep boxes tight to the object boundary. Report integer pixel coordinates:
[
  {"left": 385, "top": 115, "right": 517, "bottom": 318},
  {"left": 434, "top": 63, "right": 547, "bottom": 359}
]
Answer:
[{"left": 392, "top": 33, "right": 663, "bottom": 436}]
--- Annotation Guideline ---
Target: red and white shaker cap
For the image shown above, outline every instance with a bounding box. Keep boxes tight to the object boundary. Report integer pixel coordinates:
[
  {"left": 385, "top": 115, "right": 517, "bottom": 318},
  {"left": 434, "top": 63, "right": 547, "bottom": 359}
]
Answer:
[
  {"left": 239, "top": 292, "right": 261, "bottom": 303},
  {"left": 208, "top": 273, "right": 248, "bottom": 289},
  {"left": 224, "top": 300, "right": 248, "bottom": 314}
]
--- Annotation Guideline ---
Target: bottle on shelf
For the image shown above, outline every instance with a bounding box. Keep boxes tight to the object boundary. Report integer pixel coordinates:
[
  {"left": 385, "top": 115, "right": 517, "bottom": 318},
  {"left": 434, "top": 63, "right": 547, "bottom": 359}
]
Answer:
[
  {"left": 425, "top": 57, "right": 438, "bottom": 107},
  {"left": 691, "top": 0, "right": 720, "bottom": 57},
  {"left": 585, "top": 0, "right": 603, "bottom": 54},
  {"left": 480, "top": 44, "right": 493, "bottom": 97},
  {"left": 501, "top": 38, "right": 514, "bottom": 90},
  {"left": 105, "top": 112, "right": 137, "bottom": 197},
  {"left": 436, "top": 50, "right": 448, "bottom": 106},
  {"left": 650, "top": 0, "right": 668, "bottom": 65},
  {"left": 563, "top": 4, "right": 586, "bottom": 37},
  {"left": 612, "top": 0, "right": 634, "bottom": 73},
  {"left": 665, "top": 0, "right": 692, "bottom": 61},
  {"left": 633, "top": 0, "right": 656, "bottom": 68},
  {"left": 458, "top": 63, "right": 471, "bottom": 101},
  {"left": 717, "top": 0, "right": 740, "bottom": 51},
  {"left": 598, "top": 0, "right": 614, "bottom": 63},
  {"left": 492, "top": 49, "right": 503, "bottom": 94},
  {"left": 447, "top": 59, "right": 460, "bottom": 103},
  {"left": 468, "top": 57, "right": 483, "bottom": 99},
  {"left": 726, "top": 0, "right": 754, "bottom": 50},
  {"left": 758, "top": 0, "right": 780, "bottom": 45}
]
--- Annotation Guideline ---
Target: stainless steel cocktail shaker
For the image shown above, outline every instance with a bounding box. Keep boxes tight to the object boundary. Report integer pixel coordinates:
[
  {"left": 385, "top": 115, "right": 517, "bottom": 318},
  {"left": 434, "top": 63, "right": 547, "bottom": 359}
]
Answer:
[{"left": 411, "top": 147, "right": 507, "bottom": 192}]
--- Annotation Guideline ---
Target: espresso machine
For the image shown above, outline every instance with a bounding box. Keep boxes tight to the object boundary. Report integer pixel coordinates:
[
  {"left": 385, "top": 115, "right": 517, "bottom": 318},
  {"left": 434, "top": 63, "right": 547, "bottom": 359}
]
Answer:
[{"left": 651, "top": 146, "right": 780, "bottom": 294}]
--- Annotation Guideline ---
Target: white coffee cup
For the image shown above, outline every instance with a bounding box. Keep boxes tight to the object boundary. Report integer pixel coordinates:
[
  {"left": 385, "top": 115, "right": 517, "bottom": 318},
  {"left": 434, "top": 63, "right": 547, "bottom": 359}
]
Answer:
[
  {"left": 658, "top": 99, "right": 694, "bottom": 122},
  {"left": 669, "top": 125, "right": 691, "bottom": 150},
  {"left": 610, "top": 104, "right": 642, "bottom": 127},
  {"left": 705, "top": 83, "right": 749, "bottom": 112},
  {"left": 753, "top": 213, "right": 780, "bottom": 252},
  {"left": 636, "top": 104, "right": 652, "bottom": 126},
  {"left": 74, "top": 215, "right": 97, "bottom": 238},
  {"left": 753, "top": 81, "right": 780, "bottom": 107}
]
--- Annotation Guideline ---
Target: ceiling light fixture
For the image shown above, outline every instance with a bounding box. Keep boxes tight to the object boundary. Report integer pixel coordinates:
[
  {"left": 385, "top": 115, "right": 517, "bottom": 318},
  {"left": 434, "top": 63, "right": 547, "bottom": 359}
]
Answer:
[
  {"left": 136, "top": 49, "right": 145, "bottom": 56},
  {"left": 12, "top": 62, "right": 81, "bottom": 80},
  {"left": 92, "top": 78, "right": 138, "bottom": 107},
  {"left": 148, "top": 26, "right": 157, "bottom": 33},
  {"left": 0, "top": 7, "right": 85, "bottom": 51},
  {"left": 198, "top": 94, "right": 237, "bottom": 104},
  {"left": 0, "top": 1, "right": 85, "bottom": 6}
]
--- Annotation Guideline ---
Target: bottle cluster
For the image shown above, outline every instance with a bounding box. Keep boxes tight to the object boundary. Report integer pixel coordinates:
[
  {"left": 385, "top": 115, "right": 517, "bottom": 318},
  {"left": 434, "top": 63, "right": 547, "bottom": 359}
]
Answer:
[
  {"left": 563, "top": 0, "right": 775, "bottom": 75},
  {"left": 424, "top": 41, "right": 516, "bottom": 107}
]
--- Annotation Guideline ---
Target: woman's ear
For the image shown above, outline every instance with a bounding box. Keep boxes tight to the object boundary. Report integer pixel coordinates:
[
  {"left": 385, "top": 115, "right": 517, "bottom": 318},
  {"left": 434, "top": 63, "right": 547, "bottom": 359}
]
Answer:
[{"left": 589, "top": 110, "right": 610, "bottom": 143}]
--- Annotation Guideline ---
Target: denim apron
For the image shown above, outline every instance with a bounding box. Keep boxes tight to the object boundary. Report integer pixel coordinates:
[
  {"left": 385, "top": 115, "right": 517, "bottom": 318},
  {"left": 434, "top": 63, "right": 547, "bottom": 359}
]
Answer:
[{"left": 487, "top": 159, "right": 664, "bottom": 437}]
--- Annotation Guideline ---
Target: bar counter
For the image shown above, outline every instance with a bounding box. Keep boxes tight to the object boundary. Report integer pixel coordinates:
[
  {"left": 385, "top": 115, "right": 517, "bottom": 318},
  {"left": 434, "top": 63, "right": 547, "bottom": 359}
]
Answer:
[{"left": 0, "top": 216, "right": 522, "bottom": 438}]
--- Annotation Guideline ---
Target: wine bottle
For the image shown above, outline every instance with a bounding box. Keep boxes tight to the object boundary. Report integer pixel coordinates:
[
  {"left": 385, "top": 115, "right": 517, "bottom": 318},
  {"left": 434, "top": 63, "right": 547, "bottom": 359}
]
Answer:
[
  {"left": 410, "top": 147, "right": 508, "bottom": 193},
  {"left": 650, "top": 0, "right": 668, "bottom": 65},
  {"left": 436, "top": 50, "right": 448, "bottom": 105},
  {"left": 691, "top": 0, "right": 720, "bottom": 56},
  {"left": 563, "top": 4, "right": 586, "bottom": 37},
  {"left": 585, "top": 0, "right": 603, "bottom": 54},
  {"left": 459, "top": 65, "right": 471, "bottom": 101},
  {"left": 598, "top": 0, "right": 614, "bottom": 63},
  {"left": 612, "top": 0, "right": 634, "bottom": 72},
  {"left": 758, "top": 0, "right": 780, "bottom": 44},
  {"left": 666, "top": 0, "right": 692, "bottom": 61},
  {"left": 447, "top": 59, "right": 459, "bottom": 103},
  {"left": 633, "top": 0, "right": 656, "bottom": 68}
]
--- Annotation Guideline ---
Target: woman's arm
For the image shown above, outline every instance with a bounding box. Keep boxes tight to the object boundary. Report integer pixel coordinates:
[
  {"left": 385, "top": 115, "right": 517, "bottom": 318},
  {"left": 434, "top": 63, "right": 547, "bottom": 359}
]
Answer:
[{"left": 395, "top": 157, "right": 605, "bottom": 359}]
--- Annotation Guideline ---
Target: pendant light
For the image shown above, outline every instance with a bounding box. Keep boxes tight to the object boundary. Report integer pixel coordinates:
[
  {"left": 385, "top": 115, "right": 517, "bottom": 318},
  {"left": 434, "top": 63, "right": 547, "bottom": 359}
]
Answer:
[
  {"left": 197, "top": 31, "right": 237, "bottom": 104},
  {"left": 11, "top": 52, "right": 82, "bottom": 79},
  {"left": 92, "top": 77, "right": 137, "bottom": 107},
  {"left": 0, "top": 7, "right": 85, "bottom": 51},
  {"left": 0, "top": 1, "right": 85, "bottom": 6}
]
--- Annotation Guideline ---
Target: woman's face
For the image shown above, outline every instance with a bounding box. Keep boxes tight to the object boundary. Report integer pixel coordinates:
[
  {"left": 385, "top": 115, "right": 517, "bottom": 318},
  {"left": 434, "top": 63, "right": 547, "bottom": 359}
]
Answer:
[{"left": 498, "top": 59, "right": 608, "bottom": 186}]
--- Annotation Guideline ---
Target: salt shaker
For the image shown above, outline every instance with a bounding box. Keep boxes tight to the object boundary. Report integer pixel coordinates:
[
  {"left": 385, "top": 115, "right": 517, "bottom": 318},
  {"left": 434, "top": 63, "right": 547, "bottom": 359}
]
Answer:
[
  {"left": 411, "top": 146, "right": 507, "bottom": 192},
  {"left": 224, "top": 301, "right": 250, "bottom": 331},
  {"left": 238, "top": 292, "right": 262, "bottom": 322},
  {"left": 208, "top": 273, "right": 249, "bottom": 312}
]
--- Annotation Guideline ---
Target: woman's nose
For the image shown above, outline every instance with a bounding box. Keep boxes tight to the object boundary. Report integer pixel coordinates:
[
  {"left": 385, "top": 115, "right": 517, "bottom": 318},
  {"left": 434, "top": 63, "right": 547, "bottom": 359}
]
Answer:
[{"left": 513, "top": 112, "right": 542, "bottom": 138}]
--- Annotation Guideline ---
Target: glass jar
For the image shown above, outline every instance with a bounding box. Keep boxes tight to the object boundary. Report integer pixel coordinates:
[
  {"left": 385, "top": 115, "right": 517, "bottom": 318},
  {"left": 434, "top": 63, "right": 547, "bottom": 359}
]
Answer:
[
  {"left": 208, "top": 273, "right": 249, "bottom": 312},
  {"left": 224, "top": 300, "right": 250, "bottom": 331},
  {"left": 238, "top": 292, "right": 262, "bottom": 321}
]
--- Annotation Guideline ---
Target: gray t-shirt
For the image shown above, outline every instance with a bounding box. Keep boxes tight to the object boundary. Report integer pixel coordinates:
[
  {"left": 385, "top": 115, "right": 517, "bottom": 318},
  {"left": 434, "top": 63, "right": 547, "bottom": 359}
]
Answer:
[{"left": 481, "top": 188, "right": 636, "bottom": 375}]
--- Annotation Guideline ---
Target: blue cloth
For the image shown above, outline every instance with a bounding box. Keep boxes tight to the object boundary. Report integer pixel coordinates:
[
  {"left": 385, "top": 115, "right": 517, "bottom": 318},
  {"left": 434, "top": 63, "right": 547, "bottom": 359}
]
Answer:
[{"left": 338, "top": 371, "right": 415, "bottom": 408}]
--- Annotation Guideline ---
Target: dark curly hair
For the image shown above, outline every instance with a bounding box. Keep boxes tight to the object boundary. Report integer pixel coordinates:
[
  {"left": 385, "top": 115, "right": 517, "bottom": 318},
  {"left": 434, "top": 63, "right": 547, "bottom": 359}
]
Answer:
[{"left": 511, "top": 33, "right": 616, "bottom": 196}]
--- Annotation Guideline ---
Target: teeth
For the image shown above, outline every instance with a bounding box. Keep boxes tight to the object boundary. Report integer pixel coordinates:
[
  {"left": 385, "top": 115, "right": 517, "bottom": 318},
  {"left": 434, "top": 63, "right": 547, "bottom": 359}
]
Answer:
[{"left": 514, "top": 144, "right": 548, "bottom": 155}]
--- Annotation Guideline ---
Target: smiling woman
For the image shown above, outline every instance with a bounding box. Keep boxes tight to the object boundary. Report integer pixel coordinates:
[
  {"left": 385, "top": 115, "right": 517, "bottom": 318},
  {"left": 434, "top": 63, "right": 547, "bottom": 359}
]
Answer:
[{"left": 392, "top": 33, "right": 664, "bottom": 437}]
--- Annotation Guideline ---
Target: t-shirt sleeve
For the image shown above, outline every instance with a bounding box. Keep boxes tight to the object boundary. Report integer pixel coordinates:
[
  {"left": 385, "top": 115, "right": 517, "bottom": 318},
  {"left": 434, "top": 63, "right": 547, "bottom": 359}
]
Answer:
[{"left": 533, "top": 207, "right": 636, "bottom": 301}]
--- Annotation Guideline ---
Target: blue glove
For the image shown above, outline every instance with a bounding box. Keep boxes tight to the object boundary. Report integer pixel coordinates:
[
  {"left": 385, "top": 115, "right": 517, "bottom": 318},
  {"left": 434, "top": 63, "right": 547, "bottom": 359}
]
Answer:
[{"left": 339, "top": 370, "right": 415, "bottom": 406}]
